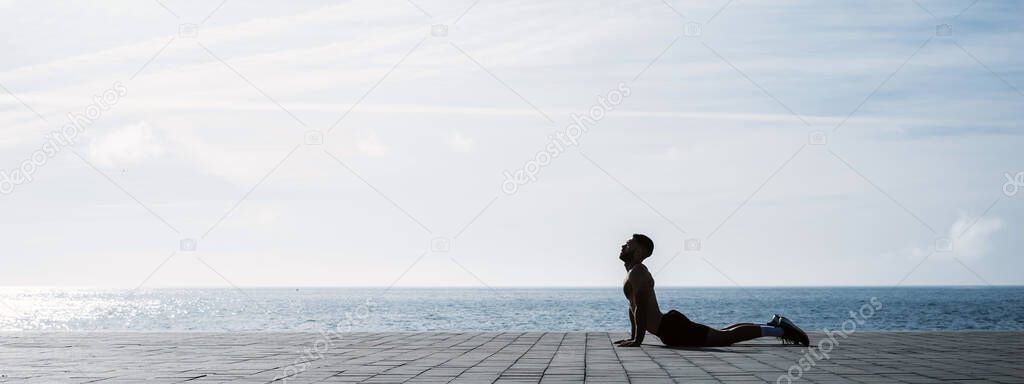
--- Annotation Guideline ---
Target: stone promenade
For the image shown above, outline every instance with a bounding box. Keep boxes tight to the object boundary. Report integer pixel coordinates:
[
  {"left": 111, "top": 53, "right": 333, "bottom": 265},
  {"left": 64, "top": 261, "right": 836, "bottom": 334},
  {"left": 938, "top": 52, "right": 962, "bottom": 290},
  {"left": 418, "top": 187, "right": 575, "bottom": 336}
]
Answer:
[{"left": 0, "top": 332, "right": 1021, "bottom": 383}]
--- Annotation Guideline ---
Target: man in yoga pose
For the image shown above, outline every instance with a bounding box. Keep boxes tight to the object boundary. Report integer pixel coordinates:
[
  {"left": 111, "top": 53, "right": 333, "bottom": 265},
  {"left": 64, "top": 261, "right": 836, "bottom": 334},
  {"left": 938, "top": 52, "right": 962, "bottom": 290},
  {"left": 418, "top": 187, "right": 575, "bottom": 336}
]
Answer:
[{"left": 614, "top": 234, "right": 810, "bottom": 347}]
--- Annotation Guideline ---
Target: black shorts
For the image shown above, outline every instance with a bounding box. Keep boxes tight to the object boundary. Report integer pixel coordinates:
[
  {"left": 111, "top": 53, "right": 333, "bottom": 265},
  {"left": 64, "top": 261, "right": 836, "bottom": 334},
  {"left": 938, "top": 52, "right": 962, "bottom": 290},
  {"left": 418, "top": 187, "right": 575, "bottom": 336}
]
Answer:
[{"left": 655, "top": 310, "right": 710, "bottom": 347}]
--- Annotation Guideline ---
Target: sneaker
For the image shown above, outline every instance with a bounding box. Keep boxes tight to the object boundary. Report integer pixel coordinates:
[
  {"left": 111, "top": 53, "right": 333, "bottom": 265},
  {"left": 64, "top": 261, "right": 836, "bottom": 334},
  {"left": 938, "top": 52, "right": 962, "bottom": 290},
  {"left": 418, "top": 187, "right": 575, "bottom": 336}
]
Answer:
[
  {"left": 767, "top": 314, "right": 782, "bottom": 327},
  {"left": 775, "top": 315, "right": 810, "bottom": 347}
]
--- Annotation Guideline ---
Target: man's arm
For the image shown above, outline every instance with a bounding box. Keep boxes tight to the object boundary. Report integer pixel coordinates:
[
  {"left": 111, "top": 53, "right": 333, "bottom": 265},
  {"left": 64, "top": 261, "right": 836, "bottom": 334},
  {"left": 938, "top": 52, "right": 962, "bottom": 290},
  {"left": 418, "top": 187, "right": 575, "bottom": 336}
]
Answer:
[
  {"left": 614, "top": 306, "right": 637, "bottom": 345},
  {"left": 629, "top": 308, "right": 637, "bottom": 339},
  {"left": 621, "top": 284, "right": 650, "bottom": 347},
  {"left": 630, "top": 296, "right": 647, "bottom": 346}
]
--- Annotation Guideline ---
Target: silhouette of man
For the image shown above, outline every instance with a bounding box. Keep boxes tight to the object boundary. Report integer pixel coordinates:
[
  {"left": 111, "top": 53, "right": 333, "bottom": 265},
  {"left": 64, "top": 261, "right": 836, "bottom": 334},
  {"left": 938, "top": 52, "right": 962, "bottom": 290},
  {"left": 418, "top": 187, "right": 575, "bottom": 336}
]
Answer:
[{"left": 614, "top": 234, "right": 810, "bottom": 347}]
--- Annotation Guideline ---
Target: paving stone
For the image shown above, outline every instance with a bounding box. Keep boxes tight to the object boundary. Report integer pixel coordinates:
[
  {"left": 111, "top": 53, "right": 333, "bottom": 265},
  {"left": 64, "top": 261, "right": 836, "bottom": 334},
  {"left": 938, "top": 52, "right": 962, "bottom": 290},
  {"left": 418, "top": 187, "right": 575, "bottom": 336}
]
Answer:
[{"left": 0, "top": 332, "right": 1022, "bottom": 383}]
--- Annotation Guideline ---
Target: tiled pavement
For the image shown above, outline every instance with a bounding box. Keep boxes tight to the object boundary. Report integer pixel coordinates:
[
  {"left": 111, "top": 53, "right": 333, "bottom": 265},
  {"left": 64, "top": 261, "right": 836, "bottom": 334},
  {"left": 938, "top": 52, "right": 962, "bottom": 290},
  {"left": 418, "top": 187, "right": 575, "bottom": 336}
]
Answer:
[{"left": 0, "top": 332, "right": 1021, "bottom": 383}]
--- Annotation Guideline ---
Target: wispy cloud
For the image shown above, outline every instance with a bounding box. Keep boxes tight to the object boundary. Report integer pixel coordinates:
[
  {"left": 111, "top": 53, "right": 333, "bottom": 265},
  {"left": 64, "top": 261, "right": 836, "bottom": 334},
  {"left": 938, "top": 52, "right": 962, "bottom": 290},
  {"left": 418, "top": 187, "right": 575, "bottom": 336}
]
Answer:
[
  {"left": 89, "top": 122, "right": 164, "bottom": 166},
  {"left": 951, "top": 212, "right": 1005, "bottom": 259},
  {"left": 448, "top": 132, "right": 476, "bottom": 153}
]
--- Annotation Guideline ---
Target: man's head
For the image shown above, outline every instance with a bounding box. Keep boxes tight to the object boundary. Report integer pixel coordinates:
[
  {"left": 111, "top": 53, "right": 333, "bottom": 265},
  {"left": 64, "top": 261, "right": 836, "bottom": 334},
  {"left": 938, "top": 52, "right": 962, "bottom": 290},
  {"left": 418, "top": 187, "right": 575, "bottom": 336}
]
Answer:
[{"left": 619, "top": 233, "right": 654, "bottom": 264}]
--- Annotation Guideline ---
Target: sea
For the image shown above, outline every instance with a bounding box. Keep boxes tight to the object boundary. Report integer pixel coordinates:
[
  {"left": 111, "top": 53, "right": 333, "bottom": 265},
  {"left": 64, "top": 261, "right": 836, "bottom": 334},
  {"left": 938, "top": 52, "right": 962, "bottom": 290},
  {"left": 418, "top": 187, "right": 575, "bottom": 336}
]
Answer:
[{"left": 1, "top": 287, "right": 1021, "bottom": 332}]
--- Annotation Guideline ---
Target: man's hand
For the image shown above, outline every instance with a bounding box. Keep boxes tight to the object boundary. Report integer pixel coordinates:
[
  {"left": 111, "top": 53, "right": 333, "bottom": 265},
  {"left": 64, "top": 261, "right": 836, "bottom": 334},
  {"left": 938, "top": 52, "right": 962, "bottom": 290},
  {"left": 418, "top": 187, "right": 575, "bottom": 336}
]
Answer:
[
  {"left": 613, "top": 338, "right": 632, "bottom": 345},
  {"left": 616, "top": 340, "right": 642, "bottom": 347}
]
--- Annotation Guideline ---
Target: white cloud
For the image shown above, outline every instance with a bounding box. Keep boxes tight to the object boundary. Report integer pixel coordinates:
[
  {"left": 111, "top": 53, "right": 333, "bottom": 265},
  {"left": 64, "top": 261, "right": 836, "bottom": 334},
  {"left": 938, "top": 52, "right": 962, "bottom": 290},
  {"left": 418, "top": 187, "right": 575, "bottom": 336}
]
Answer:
[
  {"left": 448, "top": 132, "right": 475, "bottom": 153},
  {"left": 88, "top": 122, "right": 164, "bottom": 166},
  {"left": 950, "top": 212, "right": 1005, "bottom": 259},
  {"left": 162, "top": 126, "right": 293, "bottom": 185}
]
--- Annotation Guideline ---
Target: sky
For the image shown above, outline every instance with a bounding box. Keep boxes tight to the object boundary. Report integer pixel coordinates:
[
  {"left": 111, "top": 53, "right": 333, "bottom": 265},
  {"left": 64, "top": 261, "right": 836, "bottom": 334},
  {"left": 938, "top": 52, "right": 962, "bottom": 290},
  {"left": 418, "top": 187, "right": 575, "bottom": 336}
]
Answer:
[{"left": 0, "top": 0, "right": 1021, "bottom": 288}]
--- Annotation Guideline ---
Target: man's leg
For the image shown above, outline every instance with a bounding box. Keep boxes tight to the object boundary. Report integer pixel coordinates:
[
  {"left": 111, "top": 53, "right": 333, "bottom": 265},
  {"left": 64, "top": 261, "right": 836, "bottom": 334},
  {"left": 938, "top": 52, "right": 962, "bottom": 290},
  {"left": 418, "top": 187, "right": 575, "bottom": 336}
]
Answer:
[
  {"left": 721, "top": 323, "right": 758, "bottom": 330},
  {"left": 703, "top": 324, "right": 785, "bottom": 346}
]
